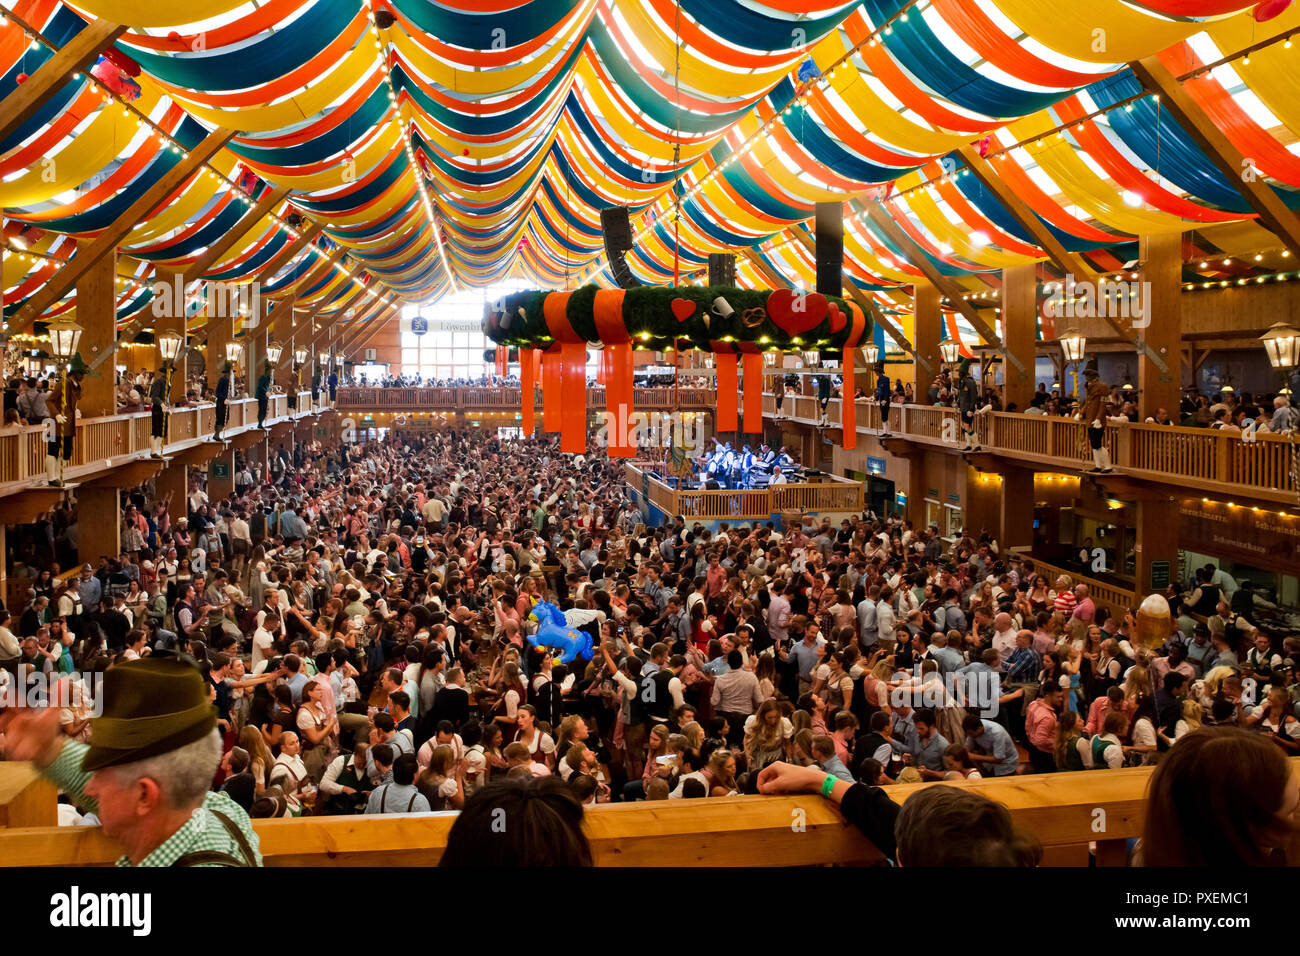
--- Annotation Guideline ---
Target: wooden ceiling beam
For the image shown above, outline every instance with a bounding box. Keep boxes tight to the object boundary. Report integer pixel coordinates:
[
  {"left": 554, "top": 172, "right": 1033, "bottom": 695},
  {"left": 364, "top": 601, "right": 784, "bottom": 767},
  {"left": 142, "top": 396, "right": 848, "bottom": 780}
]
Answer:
[
  {"left": 0, "top": 19, "right": 126, "bottom": 144},
  {"left": 11, "top": 126, "right": 236, "bottom": 332}
]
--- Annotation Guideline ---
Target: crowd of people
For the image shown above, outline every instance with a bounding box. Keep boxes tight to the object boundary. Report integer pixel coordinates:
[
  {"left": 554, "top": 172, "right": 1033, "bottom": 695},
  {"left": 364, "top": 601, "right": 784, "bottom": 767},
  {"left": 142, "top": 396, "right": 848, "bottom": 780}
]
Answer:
[{"left": 0, "top": 423, "right": 1295, "bottom": 867}]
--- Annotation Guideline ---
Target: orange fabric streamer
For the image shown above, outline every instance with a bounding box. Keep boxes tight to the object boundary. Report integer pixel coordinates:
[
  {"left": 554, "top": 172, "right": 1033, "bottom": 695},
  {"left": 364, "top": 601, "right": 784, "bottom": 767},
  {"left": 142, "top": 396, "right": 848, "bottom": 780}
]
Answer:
[
  {"left": 742, "top": 352, "right": 763, "bottom": 434},
  {"left": 560, "top": 342, "right": 586, "bottom": 454},
  {"left": 521, "top": 347, "right": 537, "bottom": 435},
  {"left": 592, "top": 289, "right": 632, "bottom": 458},
  {"left": 841, "top": 346, "right": 857, "bottom": 450},
  {"left": 542, "top": 292, "right": 586, "bottom": 454},
  {"left": 715, "top": 353, "right": 738, "bottom": 433},
  {"left": 841, "top": 303, "right": 868, "bottom": 450},
  {"left": 541, "top": 346, "right": 561, "bottom": 432}
]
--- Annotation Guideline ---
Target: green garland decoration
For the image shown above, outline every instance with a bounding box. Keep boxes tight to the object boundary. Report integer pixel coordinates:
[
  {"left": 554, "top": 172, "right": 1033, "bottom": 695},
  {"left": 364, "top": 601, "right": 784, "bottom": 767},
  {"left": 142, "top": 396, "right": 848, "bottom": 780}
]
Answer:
[{"left": 483, "top": 284, "right": 871, "bottom": 357}]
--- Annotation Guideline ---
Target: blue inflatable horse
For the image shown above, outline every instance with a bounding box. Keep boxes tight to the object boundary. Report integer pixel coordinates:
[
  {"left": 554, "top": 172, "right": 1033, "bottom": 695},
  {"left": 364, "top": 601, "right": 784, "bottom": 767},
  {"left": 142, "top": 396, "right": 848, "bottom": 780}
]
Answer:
[{"left": 526, "top": 601, "right": 593, "bottom": 665}]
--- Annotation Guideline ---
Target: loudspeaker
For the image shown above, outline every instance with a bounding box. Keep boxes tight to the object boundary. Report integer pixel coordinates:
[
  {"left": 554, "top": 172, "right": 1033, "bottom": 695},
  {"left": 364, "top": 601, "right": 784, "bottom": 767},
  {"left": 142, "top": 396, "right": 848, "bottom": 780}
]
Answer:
[
  {"left": 600, "top": 206, "right": 642, "bottom": 290},
  {"left": 708, "top": 253, "right": 736, "bottom": 287},
  {"left": 815, "top": 201, "right": 843, "bottom": 297}
]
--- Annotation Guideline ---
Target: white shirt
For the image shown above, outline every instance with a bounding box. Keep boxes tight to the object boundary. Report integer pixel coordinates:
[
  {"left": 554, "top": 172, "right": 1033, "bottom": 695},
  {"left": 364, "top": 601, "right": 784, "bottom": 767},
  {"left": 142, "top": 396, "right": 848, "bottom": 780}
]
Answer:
[
  {"left": 992, "top": 628, "right": 1018, "bottom": 664},
  {"left": 252, "top": 628, "right": 275, "bottom": 671}
]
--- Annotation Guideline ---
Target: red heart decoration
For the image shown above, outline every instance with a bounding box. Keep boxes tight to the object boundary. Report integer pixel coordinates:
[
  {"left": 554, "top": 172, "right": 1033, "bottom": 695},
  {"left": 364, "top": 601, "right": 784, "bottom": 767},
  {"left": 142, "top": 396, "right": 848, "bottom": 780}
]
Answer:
[
  {"left": 827, "top": 301, "right": 846, "bottom": 334},
  {"left": 671, "top": 298, "right": 696, "bottom": 322},
  {"left": 1254, "top": 0, "right": 1291, "bottom": 20},
  {"left": 767, "top": 289, "right": 828, "bottom": 336}
]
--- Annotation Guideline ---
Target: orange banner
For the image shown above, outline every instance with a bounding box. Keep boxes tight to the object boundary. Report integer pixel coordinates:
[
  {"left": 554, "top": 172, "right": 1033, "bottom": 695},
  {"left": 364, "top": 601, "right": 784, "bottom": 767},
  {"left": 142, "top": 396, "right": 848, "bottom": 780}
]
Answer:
[
  {"left": 606, "top": 342, "right": 635, "bottom": 457},
  {"left": 742, "top": 352, "right": 763, "bottom": 434},
  {"left": 715, "top": 352, "right": 738, "bottom": 433},
  {"left": 521, "top": 347, "right": 537, "bottom": 435},
  {"left": 841, "top": 345, "right": 856, "bottom": 449},
  {"left": 541, "top": 346, "right": 561, "bottom": 432},
  {"left": 560, "top": 341, "right": 586, "bottom": 454},
  {"left": 592, "top": 289, "right": 632, "bottom": 457}
]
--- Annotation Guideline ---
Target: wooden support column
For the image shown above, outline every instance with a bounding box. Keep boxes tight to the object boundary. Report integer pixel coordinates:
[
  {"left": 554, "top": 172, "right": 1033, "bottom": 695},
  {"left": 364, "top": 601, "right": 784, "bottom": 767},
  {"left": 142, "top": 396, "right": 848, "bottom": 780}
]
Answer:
[
  {"left": 74, "top": 240, "right": 117, "bottom": 417},
  {"left": 999, "top": 464, "right": 1035, "bottom": 552},
  {"left": 1134, "top": 498, "right": 1180, "bottom": 597},
  {"left": 914, "top": 282, "right": 941, "bottom": 391},
  {"left": 207, "top": 307, "right": 233, "bottom": 390},
  {"left": 1002, "top": 264, "right": 1038, "bottom": 411},
  {"left": 76, "top": 486, "right": 120, "bottom": 568},
  {"left": 153, "top": 267, "right": 188, "bottom": 403},
  {"left": 155, "top": 462, "right": 187, "bottom": 527},
  {"left": 204, "top": 306, "right": 236, "bottom": 497},
  {"left": 1138, "top": 233, "right": 1182, "bottom": 421}
]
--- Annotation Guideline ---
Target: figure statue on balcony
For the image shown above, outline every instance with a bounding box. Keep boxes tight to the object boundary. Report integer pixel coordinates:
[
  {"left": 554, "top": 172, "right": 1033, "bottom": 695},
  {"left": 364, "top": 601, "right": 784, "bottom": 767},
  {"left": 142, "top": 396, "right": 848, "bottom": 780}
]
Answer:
[
  {"left": 213, "top": 362, "right": 230, "bottom": 441},
  {"left": 256, "top": 362, "right": 271, "bottom": 429},
  {"left": 149, "top": 368, "right": 169, "bottom": 459},
  {"left": 1081, "top": 359, "right": 1114, "bottom": 474},
  {"left": 955, "top": 359, "right": 980, "bottom": 451},
  {"left": 874, "top": 362, "right": 893, "bottom": 437},
  {"left": 45, "top": 356, "right": 84, "bottom": 486}
]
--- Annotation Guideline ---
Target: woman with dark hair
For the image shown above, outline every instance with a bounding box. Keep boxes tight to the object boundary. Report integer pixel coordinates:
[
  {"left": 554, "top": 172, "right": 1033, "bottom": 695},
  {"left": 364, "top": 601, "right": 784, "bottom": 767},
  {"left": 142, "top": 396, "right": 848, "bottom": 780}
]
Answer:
[
  {"left": 1142, "top": 727, "right": 1298, "bottom": 866},
  {"left": 439, "top": 776, "right": 593, "bottom": 867}
]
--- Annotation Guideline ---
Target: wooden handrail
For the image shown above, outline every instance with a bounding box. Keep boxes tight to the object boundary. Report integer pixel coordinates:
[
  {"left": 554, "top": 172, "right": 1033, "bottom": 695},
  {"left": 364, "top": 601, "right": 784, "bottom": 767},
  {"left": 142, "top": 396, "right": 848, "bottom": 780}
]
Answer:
[
  {"left": 334, "top": 387, "right": 715, "bottom": 411},
  {"left": 7, "top": 759, "right": 1290, "bottom": 867},
  {"left": 628, "top": 463, "right": 864, "bottom": 521},
  {"left": 0, "top": 391, "right": 319, "bottom": 501}
]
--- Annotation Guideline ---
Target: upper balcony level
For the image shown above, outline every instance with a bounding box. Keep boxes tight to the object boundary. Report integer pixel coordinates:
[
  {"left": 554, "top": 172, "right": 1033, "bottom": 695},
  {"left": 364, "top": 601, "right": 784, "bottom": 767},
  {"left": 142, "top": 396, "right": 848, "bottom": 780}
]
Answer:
[
  {"left": 0, "top": 385, "right": 1292, "bottom": 518},
  {"left": 336, "top": 385, "right": 1299, "bottom": 510},
  {"left": 0, "top": 392, "right": 319, "bottom": 516},
  {"left": 334, "top": 386, "right": 714, "bottom": 411}
]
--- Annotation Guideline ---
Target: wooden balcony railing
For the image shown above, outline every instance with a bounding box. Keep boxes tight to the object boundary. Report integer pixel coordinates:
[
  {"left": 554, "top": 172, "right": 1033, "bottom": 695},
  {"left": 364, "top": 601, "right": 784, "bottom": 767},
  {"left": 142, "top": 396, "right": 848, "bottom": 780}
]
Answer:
[
  {"left": 0, "top": 392, "right": 318, "bottom": 497},
  {"left": 628, "top": 462, "right": 864, "bottom": 521},
  {"left": 8, "top": 759, "right": 1291, "bottom": 867},
  {"left": 766, "top": 396, "right": 1300, "bottom": 507},
  {"left": 336, "top": 386, "right": 715, "bottom": 411},
  {"left": 1007, "top": 548, "right": 1137, "bottom": 620}
]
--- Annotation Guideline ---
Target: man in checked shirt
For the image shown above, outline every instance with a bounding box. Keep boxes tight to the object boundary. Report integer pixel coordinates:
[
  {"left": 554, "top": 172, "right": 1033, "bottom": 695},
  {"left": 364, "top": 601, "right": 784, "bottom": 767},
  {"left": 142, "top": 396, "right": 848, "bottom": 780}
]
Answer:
[{"left": 0, "top": 656, "right": 262, "bottom": 867}]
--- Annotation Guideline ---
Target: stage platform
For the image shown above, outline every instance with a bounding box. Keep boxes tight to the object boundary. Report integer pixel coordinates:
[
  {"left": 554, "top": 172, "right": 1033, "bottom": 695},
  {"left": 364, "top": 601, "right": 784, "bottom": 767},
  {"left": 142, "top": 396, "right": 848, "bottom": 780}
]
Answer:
[{"left": 625, "top": 461, "right": 864, "bottom": 528}]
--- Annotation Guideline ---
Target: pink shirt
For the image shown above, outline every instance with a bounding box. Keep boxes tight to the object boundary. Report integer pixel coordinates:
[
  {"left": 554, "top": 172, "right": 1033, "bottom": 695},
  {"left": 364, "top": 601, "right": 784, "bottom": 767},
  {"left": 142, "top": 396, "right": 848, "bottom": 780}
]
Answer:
[{"left": 1026, "top": 699, "right": 1058, "bottom": 753}]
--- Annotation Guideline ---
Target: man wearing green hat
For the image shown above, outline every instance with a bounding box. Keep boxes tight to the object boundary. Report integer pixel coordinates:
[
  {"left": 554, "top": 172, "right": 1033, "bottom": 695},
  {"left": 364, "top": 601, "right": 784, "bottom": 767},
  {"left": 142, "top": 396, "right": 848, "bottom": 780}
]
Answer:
[{"left": 0, "top": 657, "right": 262, "bottom": 867}]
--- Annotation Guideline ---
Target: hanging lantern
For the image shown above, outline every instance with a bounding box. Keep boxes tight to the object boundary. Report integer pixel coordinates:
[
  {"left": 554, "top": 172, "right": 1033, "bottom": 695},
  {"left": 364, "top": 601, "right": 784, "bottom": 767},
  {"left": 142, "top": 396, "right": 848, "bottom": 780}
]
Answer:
[
  {"left": 156, "top": 329, "right": 184, "bottom": 366},
  {"left": 335, "top": 354, "right": 344, "bottom": 367},
  {"left": 1060, "top": 328, "right": 1087, "bottom": 363},
  {"left": 265, "top": 340, "right": 284, "bottom": 366},
  {"left": 47, "top": 320, "right": 82, "bottom": 361},
  {"left": 1261, "top": 322, "right": 1300, "bottom": 370},
  {"left": 319, "top": 352, "right": 329, "bottom": 367},
  {"left": 862, "top": 344, "right": 880, "bottom": 366},
  {"left": 224, "top": 341, "right": 244, "bottom": 364},
  {"left": 293, "top": 346, "right": 309, "bottom": 366},
  {"left": 801, "top": 350, "right": 820, "bottom": 367},
  {"left": 763, "top": 351, "right": 778, "bottom": 367}
]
